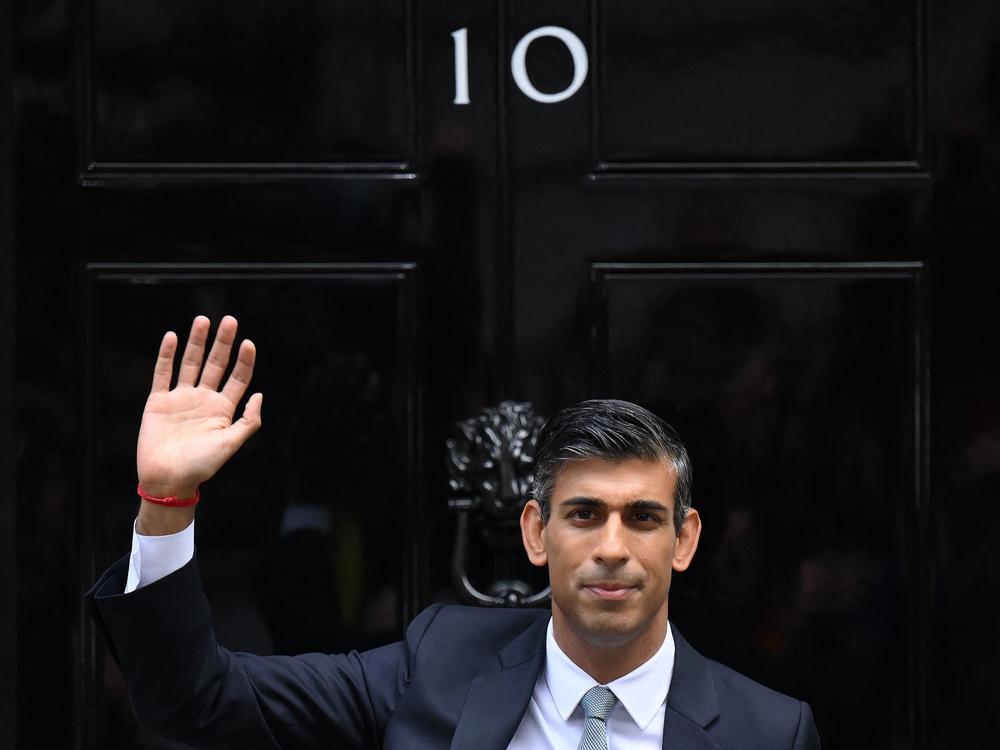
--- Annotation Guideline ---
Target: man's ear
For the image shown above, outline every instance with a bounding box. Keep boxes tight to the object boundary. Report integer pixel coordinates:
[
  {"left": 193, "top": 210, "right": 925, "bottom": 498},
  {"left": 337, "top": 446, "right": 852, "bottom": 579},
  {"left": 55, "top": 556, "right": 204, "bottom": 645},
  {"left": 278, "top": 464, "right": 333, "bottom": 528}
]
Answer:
[
  {"left": 672, "top": 508, "right": 701, "bottom": 573},
  {"left": 520, "top": 499, "right": 548, "bottom": 568}
]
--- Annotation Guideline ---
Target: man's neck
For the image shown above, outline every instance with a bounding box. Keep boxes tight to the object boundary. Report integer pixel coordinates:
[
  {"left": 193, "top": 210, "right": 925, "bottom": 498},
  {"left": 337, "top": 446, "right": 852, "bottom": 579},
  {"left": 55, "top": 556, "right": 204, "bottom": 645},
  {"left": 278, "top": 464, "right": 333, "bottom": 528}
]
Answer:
[{"left": 550, "top": 607, "right": 669, "bottom": 684}]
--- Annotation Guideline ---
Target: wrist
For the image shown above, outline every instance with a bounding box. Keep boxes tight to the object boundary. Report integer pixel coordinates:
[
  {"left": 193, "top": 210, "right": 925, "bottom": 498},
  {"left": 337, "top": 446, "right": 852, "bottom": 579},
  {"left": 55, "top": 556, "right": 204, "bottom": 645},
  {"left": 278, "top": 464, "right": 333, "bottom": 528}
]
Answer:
[
  {"left": 138, "top": 481, "right": 200, "bottom": 500},
  {"left": 135, "top": 482, "right": 200, "bottom": 535},
  {"left": 136, "top": 501, "right": 197, "bottom": 536}
]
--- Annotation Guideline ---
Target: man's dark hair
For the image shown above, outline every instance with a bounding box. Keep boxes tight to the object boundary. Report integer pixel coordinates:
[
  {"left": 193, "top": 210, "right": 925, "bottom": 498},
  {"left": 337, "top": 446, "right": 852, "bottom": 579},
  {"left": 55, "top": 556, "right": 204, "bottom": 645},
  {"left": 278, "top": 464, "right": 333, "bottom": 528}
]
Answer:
[{"left": 531, "top": 399, "right": 692, "bottom": 533}]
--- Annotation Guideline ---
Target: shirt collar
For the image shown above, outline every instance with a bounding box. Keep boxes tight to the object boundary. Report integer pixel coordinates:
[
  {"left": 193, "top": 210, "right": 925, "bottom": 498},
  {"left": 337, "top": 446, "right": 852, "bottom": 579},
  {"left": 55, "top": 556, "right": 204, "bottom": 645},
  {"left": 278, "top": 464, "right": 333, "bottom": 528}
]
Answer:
[{"left": 543, "top": 617, "right": 675, "bottom": 731}]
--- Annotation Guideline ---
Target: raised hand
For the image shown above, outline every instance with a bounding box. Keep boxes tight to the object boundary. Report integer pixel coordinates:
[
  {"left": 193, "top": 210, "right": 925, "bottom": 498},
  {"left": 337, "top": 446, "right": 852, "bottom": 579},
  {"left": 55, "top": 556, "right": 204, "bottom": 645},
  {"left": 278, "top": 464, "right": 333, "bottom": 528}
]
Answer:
[{"left": 135, "top": 316, "right": 262, "bottom": 533}]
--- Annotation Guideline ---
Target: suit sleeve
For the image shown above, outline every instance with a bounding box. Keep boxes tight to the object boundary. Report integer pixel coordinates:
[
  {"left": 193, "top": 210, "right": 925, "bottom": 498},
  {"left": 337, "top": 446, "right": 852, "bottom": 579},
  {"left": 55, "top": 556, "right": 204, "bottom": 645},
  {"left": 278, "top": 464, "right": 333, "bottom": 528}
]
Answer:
[
  {"left": 791, "top": 701, "right": 821, "bottom": 750},
  {"left": 87, "top": 554, "right": 435, "bottom": 750}
]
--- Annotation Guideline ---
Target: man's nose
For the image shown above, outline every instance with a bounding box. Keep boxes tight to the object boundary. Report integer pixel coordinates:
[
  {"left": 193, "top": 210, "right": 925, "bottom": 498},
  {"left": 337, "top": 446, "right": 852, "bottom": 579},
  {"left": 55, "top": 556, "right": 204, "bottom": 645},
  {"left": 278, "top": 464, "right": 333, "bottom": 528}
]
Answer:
[{"left": 593, "top": 514, "right": 630, "bottom": 565}]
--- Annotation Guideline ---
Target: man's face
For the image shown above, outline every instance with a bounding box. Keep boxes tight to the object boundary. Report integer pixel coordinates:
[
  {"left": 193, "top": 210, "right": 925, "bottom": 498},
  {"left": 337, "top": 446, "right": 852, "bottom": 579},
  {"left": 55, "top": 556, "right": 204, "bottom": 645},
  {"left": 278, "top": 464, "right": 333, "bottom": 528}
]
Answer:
[{"left": 521, "top": 457, "right": 700, "bottom": 653}]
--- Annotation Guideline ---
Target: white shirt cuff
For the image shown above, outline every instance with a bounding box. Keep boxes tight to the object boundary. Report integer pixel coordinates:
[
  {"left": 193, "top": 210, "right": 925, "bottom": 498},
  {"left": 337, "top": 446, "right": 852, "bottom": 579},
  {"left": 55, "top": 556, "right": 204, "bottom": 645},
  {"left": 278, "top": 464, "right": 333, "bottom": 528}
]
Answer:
[{"left": 124, "top": 518, "right": 196, "bottom": 594}]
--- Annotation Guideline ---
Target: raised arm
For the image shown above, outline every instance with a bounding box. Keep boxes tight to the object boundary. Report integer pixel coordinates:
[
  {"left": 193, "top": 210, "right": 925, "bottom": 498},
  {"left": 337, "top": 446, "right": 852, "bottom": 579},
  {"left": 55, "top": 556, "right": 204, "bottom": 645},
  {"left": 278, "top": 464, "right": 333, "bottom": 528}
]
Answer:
[
  {"left": 136, "top": 315, "right": 262, "bottom": 535},
  {"left": 91, "top": 315, "right": 410, "bottom": 749}
]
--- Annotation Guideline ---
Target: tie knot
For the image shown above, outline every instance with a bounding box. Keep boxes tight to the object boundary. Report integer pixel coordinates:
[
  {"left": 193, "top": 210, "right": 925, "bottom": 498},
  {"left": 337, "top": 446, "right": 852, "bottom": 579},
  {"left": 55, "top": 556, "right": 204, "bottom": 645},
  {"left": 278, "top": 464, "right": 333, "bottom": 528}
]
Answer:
[{"left": 580, "top": 686, "right": 618, "bottom": 721}]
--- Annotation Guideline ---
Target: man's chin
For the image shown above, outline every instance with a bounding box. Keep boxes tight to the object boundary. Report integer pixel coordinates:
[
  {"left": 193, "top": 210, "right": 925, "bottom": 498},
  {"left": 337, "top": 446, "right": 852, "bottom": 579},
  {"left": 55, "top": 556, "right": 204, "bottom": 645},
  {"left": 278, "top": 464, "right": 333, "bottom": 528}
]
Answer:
[{"left": 573, "top": 612, "right": 646, "bottom": 647}]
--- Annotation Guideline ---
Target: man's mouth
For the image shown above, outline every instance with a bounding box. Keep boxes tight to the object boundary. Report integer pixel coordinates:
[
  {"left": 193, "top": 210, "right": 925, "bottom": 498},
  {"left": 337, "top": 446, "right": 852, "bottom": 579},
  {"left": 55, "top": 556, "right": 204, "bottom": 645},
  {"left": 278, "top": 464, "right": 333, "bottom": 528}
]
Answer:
[{"left": 583, "top": 581, "right": 637, "bottom": 600}]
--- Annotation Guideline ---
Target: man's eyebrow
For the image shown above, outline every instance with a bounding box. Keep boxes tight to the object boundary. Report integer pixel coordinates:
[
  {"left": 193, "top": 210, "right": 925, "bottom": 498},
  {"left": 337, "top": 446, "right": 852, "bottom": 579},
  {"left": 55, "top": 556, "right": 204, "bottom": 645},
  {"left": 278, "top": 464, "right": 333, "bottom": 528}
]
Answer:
[
  {"left": 560, "top": 496, "right": 603, "bottom": 507},
  {"left": 557, "top": 497, "right": 670, "bottom": 511},
  {"left": 628, "top": 499, "right": 670, "bottom": 512}
]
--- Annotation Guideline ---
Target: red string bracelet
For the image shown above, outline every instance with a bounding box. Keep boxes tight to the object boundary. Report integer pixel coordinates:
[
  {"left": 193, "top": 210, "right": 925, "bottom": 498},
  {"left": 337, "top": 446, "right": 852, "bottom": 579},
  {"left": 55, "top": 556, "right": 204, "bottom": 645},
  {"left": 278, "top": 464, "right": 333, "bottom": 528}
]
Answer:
[{"left": 137, "top": 483, "right": 200, "bottom": 507}]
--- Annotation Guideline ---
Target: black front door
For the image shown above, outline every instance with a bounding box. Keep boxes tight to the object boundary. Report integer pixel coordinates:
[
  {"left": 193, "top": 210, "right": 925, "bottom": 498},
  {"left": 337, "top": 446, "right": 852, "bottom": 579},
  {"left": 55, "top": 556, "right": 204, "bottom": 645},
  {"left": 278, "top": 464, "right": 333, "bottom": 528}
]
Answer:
[{"left": 7, "top": 1, "right": 1000, "bottom": 748}]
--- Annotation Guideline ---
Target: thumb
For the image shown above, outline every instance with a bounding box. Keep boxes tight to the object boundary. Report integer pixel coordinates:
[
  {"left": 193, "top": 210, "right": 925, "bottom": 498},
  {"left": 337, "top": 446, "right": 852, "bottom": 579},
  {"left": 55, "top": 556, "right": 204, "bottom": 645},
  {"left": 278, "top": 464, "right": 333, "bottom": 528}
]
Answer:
[{"left": 227, "top": 392, "right": 263, "bottom": 448}]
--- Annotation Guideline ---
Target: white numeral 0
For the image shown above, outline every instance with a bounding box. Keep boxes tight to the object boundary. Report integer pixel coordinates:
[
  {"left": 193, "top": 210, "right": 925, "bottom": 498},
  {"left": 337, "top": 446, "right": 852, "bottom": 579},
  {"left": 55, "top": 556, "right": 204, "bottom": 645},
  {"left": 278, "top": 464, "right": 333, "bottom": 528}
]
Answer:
[
  {"left": 451, "top": 25, "right": 589, "bottom": 106},
  {"left": 511, "top": 26, "right": 588, "bottom": 104}
]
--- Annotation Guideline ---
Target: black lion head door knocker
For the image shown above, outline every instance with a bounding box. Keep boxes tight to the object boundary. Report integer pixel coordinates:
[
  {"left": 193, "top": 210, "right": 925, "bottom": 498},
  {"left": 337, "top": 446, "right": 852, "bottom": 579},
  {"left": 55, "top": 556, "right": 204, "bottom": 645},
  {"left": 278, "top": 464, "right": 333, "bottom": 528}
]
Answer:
[{"left": 446, "top": 401, "right": 551, "bottom": 607}]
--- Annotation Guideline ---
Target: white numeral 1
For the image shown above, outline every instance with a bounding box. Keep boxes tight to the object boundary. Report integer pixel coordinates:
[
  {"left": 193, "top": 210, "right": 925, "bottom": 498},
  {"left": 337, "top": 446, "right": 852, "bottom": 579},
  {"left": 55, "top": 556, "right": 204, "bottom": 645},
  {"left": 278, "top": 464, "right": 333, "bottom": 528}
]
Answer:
[{"left": 452, "top": 27, "right": 470, "bottom": 105}]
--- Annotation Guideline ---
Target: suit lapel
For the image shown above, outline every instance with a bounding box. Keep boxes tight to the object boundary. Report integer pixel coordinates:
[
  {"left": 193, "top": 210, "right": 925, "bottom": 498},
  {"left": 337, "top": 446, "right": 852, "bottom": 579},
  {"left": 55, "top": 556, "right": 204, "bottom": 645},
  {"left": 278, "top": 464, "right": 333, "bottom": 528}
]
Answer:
[
  {"left": 448, "top": 619, "right": 721, "bottom": 750},
  {"left": 662, "top": 623, "right": 722, "bottom": 750},
  {"left": 662, "top": 707, "right": 723, "bottom": 750},
  {"left": 449, "top": 616, "right": 547, "bottom": 750}
]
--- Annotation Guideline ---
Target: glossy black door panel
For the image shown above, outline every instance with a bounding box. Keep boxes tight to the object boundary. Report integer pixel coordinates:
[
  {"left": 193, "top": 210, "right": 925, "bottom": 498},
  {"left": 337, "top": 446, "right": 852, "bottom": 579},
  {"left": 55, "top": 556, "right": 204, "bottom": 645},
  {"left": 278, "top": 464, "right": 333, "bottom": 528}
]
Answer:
[
  {"left": 593, "top": 263, "right": 924, "bottom": 747},
  {"left": 85, "top": 0, "right": 414, "bottom": 171},
  {"left": 594, "top": 0, "right": 922, "bottom": 170},
  {"left": 82, "top": 265, "right": 419, "bottom": 748}
]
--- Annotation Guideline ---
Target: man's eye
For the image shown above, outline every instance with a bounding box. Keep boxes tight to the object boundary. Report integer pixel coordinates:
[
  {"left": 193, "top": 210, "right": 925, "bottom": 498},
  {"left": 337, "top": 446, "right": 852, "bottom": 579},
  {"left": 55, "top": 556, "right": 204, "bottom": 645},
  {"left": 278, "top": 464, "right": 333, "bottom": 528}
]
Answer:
[
  {"left": 570, "top": 509, "right": 596, "bottom": 520},
  {"left": 633, "top": 512, "right": 661, "bottom": 524}
]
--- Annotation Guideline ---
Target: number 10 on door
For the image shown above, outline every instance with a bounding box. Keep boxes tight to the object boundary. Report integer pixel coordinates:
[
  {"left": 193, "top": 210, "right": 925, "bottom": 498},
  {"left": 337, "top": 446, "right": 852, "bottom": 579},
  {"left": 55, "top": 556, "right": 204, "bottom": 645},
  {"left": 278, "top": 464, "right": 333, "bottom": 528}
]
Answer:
[{"left": 451, "top": 26, "right": 590, "bottom": 105}]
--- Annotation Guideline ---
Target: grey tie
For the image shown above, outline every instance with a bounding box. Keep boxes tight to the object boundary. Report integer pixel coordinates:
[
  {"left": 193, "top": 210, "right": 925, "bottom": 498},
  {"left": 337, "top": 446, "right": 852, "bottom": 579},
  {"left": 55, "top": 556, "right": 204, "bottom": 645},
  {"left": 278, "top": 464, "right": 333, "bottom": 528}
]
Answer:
[{"left": 577, "top": 686, "right": 619, "bottom": 750}]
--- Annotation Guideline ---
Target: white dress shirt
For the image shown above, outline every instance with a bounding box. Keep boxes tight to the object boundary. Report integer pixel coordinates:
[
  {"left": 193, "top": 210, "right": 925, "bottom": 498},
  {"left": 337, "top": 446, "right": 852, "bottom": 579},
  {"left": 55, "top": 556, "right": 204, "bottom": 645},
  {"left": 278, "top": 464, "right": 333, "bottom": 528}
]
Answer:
[
  {"left": 507, "top": 619, "right": 674, "bottom": 750},
  {"left": 125, "top": 523, "right": 676, "bottom": 749}
]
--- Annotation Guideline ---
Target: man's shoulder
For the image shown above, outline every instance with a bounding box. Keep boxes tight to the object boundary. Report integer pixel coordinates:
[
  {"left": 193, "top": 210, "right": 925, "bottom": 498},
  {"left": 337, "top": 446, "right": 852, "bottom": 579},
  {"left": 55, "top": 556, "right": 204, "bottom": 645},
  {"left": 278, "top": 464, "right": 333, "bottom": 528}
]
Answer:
[
  {"left": 673, "top": 626, "right": 802, "bottom": 710},
  {"left": 389, "top": 604, "right": 548, "bottom": 690},
  {"left": 703, "top": 655, "right": 802, "bottom": 712},
  {"left": 702, "top": 657, "right": 815, "bottom": 746},
  {"left": 672, "top": 627, "right": 817, "bottom": 747},
  {"left": 405, "top": 603, "right": 549, "bottom": 647}
]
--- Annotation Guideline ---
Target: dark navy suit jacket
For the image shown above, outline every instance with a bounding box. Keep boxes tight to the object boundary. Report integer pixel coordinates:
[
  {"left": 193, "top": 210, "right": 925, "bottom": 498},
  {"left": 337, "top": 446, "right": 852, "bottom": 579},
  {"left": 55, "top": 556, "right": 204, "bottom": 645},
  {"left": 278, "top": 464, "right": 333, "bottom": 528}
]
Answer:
[{"left": 87, "top": 555, "right": 820, "bottom": 749}]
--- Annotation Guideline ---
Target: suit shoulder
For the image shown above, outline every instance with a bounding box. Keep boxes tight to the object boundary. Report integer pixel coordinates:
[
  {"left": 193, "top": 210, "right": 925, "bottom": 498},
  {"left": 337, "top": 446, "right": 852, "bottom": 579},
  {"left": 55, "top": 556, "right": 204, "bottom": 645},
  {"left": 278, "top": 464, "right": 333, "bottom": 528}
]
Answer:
[
  {"left": 406, "top": 604, "right": 547, "bottom": 640},
  {"left": 403, "top": 604, "right": 547, "bottom": 663},
  {"left": 706, "top": 657, "right": 803, "bottom": 711},
  {"left": 429, "top": 603, "right": 549, "bottom": 625},
  {"left": 700, "top": 657, "right": 817, "bottom": 747}
]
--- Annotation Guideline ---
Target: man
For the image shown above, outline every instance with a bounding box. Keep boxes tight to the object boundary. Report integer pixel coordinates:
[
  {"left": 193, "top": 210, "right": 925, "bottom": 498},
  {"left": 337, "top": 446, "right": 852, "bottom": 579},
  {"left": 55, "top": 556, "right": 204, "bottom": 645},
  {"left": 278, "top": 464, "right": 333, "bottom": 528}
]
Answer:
[{"left": 88, "top": 315, "right": 821, "bottom": 749}]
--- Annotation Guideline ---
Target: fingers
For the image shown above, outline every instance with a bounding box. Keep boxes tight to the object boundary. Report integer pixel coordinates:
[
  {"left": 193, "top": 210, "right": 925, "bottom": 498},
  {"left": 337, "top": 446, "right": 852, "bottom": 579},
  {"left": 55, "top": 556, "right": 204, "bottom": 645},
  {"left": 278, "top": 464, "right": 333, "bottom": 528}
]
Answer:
[
  {"left": 150, "top": 331, "right": 178, "bottom": 392},
  {"left": 169, "top": 315, "right": 255, "bottom": 397},
  {"left": 198, "top": 315, "right": 238, "bottom": 390},
  {"left": 176, "top": 316, "right": 211, "bottom": 387},
  {"left": 221, "top": 339, "right": 256, "bottom": 405},
  {"left": 227, "top": 392, "right": 263, "bottom": 448}
]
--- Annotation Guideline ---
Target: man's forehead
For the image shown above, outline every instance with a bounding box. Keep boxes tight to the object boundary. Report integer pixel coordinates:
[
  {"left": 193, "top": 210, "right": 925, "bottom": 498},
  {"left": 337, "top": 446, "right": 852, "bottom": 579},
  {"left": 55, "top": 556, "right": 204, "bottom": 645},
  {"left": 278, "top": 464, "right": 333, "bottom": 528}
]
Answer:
[{"left": 550, "top": 456, "right": 677, "bottom": 501}]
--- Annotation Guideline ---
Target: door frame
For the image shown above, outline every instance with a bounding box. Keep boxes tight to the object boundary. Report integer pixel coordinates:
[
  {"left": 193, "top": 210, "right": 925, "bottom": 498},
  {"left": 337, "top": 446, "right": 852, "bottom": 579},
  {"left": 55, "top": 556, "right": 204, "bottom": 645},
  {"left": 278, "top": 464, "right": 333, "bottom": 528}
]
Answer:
[{"left": 1, "top": 0, "right": 17, "bottom": 742}]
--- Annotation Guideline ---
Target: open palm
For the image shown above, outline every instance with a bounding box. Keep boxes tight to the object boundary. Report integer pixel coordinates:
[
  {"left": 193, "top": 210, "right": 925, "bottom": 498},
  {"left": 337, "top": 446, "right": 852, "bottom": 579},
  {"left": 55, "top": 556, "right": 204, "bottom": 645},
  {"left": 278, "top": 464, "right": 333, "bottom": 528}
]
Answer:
[{"left": 137, "top": 315, "right": 262, "bottom": 499}]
